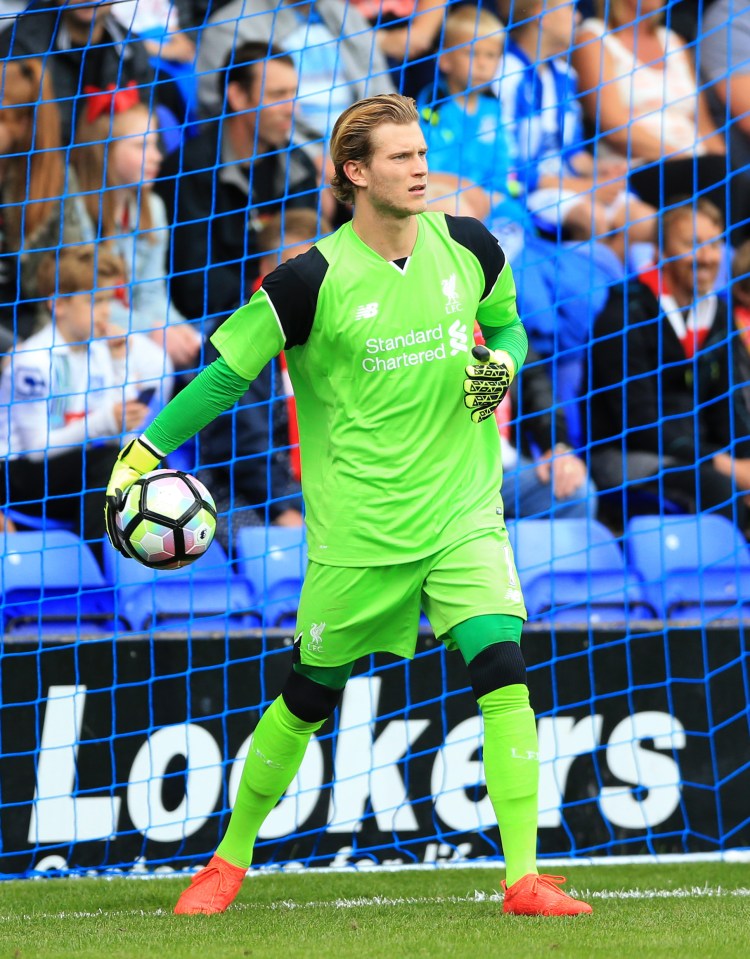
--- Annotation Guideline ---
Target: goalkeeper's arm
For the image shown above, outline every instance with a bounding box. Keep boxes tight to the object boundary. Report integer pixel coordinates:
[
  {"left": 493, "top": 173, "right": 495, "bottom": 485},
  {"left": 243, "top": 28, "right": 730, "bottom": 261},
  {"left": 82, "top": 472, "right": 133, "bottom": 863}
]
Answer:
[
  {"left": 480, "top": 317, "right": 528, "bottom": 377},
  {"left": 104, "top": 356, "right": 252, "bottom": 554}
]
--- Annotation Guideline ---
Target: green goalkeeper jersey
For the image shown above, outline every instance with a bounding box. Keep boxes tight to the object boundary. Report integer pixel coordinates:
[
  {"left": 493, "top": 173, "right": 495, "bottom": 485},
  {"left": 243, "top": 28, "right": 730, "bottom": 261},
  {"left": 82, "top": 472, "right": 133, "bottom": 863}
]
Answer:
[{"left": 211, "top": 212, "right": 526, "bottom": 567}]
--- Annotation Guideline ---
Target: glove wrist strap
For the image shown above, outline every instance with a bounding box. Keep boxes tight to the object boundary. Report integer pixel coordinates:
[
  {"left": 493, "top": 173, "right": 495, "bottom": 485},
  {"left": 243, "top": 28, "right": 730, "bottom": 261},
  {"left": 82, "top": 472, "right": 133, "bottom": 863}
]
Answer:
[{"left": 123, "top": 436, "right": 164, "bottom": 473}]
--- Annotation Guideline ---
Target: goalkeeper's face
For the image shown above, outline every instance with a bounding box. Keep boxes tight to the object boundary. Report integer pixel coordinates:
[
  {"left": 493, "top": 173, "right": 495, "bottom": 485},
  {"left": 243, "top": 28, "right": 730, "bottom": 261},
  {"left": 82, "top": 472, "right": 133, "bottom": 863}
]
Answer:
[{"left": 353, "top": 121, "right": 428, "bottom": 219}]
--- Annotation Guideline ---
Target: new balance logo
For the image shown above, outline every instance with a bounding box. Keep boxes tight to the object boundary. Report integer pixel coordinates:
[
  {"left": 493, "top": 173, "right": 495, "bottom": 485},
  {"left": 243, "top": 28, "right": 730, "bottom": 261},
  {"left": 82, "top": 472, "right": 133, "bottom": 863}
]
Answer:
[
  {"left": 510, "top": 747, "right": 539, "bottom": 762},
  {"left": 448, "top": 319, "right": 468, "bottom": 355},
  {"left": 441, "top": 274, "right": 462, "bottom": 314},
  {"left": 354, "top": 302, "right": 379, "bottom": 322}
]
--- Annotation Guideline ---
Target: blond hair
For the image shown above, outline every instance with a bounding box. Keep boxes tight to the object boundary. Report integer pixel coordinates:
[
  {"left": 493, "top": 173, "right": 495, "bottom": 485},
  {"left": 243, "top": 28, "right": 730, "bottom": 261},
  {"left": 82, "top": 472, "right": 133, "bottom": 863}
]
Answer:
[
  {"left": 71, "top": 100, "right": 155, "bottom": 241},
  {"left": 329, "top": 94, "right": 420, "bottom": 205},
  {"left": 0, "top": 59, "right": 65, "bottom": 244},
  {"left": 36, "top": 244, "right": 125, "bottom": 299},
  {"left": 444, "top": 4, "right": 504, "bottom": 49}
]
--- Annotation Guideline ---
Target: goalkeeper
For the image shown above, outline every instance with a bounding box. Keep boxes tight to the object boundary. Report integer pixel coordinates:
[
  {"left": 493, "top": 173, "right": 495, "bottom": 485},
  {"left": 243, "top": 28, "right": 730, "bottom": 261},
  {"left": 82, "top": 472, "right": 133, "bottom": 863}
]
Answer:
[{"left": 105, "top": 93, "right": 591, "bottom": 918}]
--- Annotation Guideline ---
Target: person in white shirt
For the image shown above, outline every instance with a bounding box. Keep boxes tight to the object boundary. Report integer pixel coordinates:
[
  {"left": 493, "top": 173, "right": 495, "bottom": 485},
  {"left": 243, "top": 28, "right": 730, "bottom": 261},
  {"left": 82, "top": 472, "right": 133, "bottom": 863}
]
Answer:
[{"left": 0, "top": 245, "right": 163, "bottom": 553}]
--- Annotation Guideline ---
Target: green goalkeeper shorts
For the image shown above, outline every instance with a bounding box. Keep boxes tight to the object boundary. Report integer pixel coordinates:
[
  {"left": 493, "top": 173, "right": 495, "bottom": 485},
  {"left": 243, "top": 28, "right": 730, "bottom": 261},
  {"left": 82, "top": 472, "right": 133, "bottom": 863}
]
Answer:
[{"left": 294, "top": 527, "right": 527, "bottom": 668}]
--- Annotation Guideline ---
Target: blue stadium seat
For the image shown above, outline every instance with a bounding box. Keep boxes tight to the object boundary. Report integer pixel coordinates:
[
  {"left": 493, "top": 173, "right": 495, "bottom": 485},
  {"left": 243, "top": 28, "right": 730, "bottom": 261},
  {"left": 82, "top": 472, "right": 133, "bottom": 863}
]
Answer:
[
  {"left": 102, "top": 539, "right": 258, "bottom": 632},
  {"left": 509, "top": 518, "right": 654, "bottom": 624},
  {"left": 3, "top": 508, "right": 75, "bottom": 532},
  {"left": 625, "top": 514, "right": 750, "bottom": 622},
  {"left": 235, "top": 526, "right": 307, "bottom": 629},
  {"left": 0, "top": 530, "right": 119, "bottom": 635}
]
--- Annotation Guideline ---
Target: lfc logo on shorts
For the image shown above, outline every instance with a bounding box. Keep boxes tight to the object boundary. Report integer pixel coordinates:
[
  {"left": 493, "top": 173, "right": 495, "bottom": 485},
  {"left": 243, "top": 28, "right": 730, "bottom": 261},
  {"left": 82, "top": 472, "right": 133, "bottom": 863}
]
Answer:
[{"left": 308, "top": 621, "right": 326, "bottom": 654}]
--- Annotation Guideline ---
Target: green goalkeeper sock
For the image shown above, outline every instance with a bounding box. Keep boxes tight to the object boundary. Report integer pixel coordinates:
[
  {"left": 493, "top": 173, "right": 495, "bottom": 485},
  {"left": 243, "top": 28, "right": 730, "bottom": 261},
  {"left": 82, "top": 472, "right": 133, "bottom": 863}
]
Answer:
[
  {"left": 217, "top": 696, "right": 324, "bottom": 869},
  {"left": 478, "top": 683, "right": 540, "bottom": 887}
]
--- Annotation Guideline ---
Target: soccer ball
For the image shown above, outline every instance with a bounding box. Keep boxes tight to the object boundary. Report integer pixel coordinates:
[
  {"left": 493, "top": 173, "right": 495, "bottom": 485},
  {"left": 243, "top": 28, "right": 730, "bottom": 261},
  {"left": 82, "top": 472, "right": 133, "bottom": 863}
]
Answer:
[{"left": 116, "top": 469, "right": 217, "bottom": 569}]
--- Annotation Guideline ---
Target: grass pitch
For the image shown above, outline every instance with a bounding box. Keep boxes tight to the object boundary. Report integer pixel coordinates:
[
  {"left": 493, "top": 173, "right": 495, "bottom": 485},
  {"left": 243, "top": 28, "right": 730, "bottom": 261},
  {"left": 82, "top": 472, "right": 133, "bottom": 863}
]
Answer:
[{"left": 1, "top": 861, "right": 749, "bottom": 959}]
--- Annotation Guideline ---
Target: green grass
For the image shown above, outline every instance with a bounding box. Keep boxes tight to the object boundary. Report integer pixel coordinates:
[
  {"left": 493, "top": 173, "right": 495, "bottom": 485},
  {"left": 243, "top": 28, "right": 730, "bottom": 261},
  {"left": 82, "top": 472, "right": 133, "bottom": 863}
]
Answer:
[{"left": 1, "top": 862, "right": 749, "bottom": 959}]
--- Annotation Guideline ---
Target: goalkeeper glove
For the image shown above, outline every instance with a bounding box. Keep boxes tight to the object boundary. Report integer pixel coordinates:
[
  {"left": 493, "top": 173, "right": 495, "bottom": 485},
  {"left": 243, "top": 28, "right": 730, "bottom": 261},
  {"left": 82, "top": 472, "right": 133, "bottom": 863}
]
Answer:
[
  {"left": 463, "top": 344, "right": 514, "bottom": 424},
  {"left": 104, "top": 436, "right": 163, "bottom": 557}
]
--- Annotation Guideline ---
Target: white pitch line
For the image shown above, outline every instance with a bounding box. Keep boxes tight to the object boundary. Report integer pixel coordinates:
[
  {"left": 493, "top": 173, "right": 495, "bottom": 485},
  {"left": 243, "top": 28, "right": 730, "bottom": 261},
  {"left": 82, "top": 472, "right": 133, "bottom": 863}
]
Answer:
[{"left": 2, "top": 886, "right": 750, "bottom": 922}]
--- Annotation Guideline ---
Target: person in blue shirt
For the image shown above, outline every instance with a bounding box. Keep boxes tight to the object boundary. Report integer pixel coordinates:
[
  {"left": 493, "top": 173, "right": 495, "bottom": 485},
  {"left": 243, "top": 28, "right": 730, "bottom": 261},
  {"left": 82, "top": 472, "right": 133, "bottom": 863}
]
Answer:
[
  {"left": 416, "top": 4, "right": 530, "bottom": 228},
  {"left": 415, "top": 3, "right": 623, "bottom": 359},
  {"left": 496, "top": 0, "right": 655, "bottom": 261}
]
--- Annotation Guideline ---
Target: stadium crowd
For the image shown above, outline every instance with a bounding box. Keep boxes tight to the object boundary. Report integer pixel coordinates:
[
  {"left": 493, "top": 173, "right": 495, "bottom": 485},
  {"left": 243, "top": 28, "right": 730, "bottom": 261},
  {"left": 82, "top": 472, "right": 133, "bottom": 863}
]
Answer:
[{"left": 1, "top": 0, "right": 749, "bottom": 561}]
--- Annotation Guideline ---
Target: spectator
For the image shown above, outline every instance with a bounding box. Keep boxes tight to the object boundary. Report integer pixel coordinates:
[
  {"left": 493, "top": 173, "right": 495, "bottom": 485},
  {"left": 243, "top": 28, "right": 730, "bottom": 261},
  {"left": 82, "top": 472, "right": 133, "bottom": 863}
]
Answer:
[
  {"left": 589, "top": 198, "right": 749, "bottom": 529},
  {"left": 196, "top": 210, "right": 330, "bottom": 552},
  {"left": 496, "top": 0, "right": 656, "bottom": 261},
  {"left": 0, "top": 245, "right": 161, "bottom": 550},
  {"left": 573, "top": 0, "right": 726, "bottom": 163},
  {"left": 0, "top": 0, "right": 155, "bottom": 149},
  {"left": 71, "top": 87, "right": 200, "bottom": 378},
  {"left": 0, "top": 58, "right": 70, "bottom": 349},
  {"left": 495, "top": 341, "right": 596, "bottom": 520},
  {"left": 571, "top": 0, "right": 747, "bottom": 239},
  {"left": 350, "top": 0, "right": 449, "bottom": 96},
  {"left": 699, "top": 0, "right": 750, "bottom": 174},
  {"left": 193, "top": 0, "right": 395, "bottom": 142},
  {"left": 415, "top": 5, "right": 624, "bottom": 358},
  {"left": 416, "top": 6, "right": 531, "bottom": 225},
  {"left": 351, "top": 0, "right": 447, "bottom": 64},
  {"left": 155, "top": 42, "right": 319, "bottom": 326}
]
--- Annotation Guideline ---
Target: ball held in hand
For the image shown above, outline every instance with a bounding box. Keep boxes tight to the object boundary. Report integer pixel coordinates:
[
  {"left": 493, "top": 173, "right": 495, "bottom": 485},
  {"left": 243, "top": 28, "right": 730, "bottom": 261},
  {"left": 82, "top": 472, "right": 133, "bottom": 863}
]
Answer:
[{"left": 115, "top": 469, "right": 217, "bottom": 569}]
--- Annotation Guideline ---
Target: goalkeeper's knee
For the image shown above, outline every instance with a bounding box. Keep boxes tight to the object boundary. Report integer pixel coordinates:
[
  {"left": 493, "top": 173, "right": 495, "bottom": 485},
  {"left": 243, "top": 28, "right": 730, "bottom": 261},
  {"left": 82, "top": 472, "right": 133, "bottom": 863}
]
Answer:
[
  {"left": 466, "top": 642, "right": 528, "bottom": 702},
  {"left": 281, "top": 667, "right": 347, "bottom": 724}
]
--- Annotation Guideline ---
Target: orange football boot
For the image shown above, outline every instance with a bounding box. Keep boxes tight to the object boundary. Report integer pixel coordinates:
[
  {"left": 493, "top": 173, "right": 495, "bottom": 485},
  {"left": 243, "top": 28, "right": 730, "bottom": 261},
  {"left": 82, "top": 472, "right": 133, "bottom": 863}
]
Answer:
[
  {"left": 502, "top": 873, "right": 593, "bottom": 916},
  {"left": 174, "top": 854, "right": 247, "bottom": 915}
]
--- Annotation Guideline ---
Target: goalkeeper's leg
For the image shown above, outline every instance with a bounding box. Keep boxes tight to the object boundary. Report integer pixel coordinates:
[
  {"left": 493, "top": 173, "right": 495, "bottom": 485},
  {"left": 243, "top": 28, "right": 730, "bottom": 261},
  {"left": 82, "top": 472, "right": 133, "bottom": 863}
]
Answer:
[
  {"left": 174, "top": 661, "right": 352, "bottom": 916},
  {"left": 452, "top": 615, "right": 591, "bottom": 916}
]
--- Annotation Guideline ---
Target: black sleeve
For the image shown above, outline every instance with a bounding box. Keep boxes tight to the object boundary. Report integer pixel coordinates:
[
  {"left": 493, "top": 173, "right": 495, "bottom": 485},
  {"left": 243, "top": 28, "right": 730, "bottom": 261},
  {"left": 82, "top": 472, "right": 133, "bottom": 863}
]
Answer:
[
  {"left": 444, "top": 214, "right": 507, "bottom": 301},
  {"left": 261, "top": 247, "right": 329, "bottom": 348}
]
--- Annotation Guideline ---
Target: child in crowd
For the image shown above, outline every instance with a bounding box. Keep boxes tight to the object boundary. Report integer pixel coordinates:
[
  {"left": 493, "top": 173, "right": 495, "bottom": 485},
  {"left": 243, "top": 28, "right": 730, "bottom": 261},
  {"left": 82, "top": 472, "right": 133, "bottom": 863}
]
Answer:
[
  {"left": 416, "top": 4, "right": 622, "bottom": 358},
  {"left": 0, "top": 245, "right": 164, "bottom": 550},
  {"left": 416, "top": 5, "right": 530, "bottom": 227},
  {"left": 71, "top": 88, "right": 201, "bottom": 376},
  {"left": 496, "top": 0, "right": 655, "bottom": 260}
]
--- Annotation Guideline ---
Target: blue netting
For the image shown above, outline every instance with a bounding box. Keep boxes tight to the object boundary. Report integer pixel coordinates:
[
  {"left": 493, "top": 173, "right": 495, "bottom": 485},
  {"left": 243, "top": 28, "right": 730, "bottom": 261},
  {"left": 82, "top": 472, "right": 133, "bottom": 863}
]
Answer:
[{"left": 0, "top": 0, "right": 749, "bottom": 877}]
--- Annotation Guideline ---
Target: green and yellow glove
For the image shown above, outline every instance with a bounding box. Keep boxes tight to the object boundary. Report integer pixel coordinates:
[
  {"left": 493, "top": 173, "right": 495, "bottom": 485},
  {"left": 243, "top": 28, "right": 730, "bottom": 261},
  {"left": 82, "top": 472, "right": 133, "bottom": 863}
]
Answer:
[
  {"left": 104, "top": 436, "right": 163, "bottom": 557},
  {"left": 463, "top": 344, "right": 515, "bottom": 424}
]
